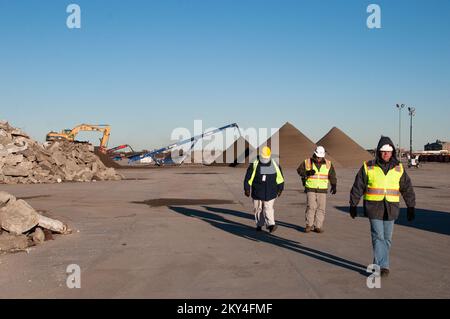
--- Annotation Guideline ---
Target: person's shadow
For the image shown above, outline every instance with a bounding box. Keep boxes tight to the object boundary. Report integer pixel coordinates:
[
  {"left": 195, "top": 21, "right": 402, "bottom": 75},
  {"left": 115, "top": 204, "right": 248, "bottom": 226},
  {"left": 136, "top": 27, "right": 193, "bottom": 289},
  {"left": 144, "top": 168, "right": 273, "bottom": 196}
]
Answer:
[
  {"left": 203, "top": 206, "right": 306, "bottom": 233},
  {"left": 335, "top": 206, "right": 450, "bottom": 236},
  {"left": 168, "top": 205, "right": 368, "bottom": 276}
]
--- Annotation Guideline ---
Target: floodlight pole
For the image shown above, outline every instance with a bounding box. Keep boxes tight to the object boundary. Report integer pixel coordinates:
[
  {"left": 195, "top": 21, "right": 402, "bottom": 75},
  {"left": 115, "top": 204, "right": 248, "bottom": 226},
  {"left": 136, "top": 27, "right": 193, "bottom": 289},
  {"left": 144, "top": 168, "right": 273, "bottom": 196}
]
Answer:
[
  {"left": 408, "top": 107, "right": 416, "bottom": 155},
  {"left": 396, "top": 104, "right": 405, "bottom": 158}
]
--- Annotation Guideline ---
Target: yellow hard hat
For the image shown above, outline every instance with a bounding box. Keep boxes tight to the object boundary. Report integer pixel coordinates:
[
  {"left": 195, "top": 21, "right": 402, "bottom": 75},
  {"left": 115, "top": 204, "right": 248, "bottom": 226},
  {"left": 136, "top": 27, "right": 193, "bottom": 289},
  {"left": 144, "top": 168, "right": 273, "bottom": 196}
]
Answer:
[{"left": 260, "top": 146, "right": 271, "bottom": 159}]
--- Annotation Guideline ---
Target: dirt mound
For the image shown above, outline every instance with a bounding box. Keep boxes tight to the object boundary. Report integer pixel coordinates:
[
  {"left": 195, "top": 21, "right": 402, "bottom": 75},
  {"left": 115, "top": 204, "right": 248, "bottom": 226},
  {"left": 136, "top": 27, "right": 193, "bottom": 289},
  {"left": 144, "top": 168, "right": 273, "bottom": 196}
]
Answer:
[
  {"left": 317, "top": 127, "right": 372, "bottom": 168},
  {"left": 211, "top": 136, "right": 256, "bottom": 167},
  {"left": 260, "top": 122, "right": 340, "bottom": 168},
  {"left": 94, "top": 147, "right": 123, "bottom": 169}
]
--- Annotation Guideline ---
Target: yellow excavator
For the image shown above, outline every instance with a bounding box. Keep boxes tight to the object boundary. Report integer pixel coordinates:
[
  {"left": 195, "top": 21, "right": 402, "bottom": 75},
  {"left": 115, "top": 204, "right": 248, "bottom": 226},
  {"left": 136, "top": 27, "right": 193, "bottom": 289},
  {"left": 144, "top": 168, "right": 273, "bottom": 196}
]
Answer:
[{"left": 46, "top": 124, "right": 111, "bottom": 153}]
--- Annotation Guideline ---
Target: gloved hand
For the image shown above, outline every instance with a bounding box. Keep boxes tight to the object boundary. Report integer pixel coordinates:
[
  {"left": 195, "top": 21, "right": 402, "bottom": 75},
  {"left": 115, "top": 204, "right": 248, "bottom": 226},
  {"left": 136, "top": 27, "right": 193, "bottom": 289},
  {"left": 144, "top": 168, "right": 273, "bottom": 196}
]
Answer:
[
  {"left": 306, "top": 170, "right": 316, "bottom": 177},
  {"left": 245, "top": 189, "right": 251, "bottom": 197},
  {"left": 407, "top": 207, "right": 416, "bottom": 222},
  {"left": 277, "top": 190, "right": 283, "bottom": 197},
  {"left": 350, "top": 206, "right": 357, "bottom": 219},
  {"left": 330, "top": 184, "right": 337, "bottom": 195},
  {"left": 304, "top": 188, "right": 307, "bottom": 194}
]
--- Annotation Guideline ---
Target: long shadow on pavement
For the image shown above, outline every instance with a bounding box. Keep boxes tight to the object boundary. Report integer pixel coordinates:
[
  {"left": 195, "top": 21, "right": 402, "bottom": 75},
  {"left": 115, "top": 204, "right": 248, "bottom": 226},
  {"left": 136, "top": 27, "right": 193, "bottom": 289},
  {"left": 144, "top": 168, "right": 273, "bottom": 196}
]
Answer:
[
  {"left": 203, "top": 206, "right": 306, "bottom": 233},
  {"left": 168, "top": 206, "right": 368, "bottom": 276},
  {"left": 335, "top": 206, "right": 450, "bottom": 236}
]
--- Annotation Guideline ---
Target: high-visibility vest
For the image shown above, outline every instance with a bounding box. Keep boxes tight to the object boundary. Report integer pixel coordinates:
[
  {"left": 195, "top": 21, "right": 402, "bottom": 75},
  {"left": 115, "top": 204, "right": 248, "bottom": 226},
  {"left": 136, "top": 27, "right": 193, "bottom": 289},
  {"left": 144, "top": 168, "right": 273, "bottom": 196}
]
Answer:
[
  {"left": 305, "top": 159, "right": 331, "bottom": 189},
  {"left": 363, "top": 161, "right": 403, "bottom": 203},
  {"left": 248, "top": 160, "right": 284, "bottom": 186}
]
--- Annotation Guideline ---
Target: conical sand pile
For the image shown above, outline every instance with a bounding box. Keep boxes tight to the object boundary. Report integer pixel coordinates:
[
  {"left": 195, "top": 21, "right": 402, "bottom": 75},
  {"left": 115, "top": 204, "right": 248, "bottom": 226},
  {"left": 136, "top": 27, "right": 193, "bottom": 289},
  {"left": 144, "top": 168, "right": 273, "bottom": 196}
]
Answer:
[
  {"left": 317, "top": 127, "right": 372, "bottom": 168},
  {"left": 261, "top": 122, "right": 340, "bottom": 168},
  {"left": 211, "top": 136, "right": 256, "bottom": 167}
]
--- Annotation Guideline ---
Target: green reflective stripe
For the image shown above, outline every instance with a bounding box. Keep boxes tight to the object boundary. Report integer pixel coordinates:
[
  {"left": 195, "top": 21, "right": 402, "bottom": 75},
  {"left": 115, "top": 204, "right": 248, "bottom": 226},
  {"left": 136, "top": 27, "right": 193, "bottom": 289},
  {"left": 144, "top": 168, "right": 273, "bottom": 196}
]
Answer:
[{"left": 248, "top": 160, "right": 259, "bottom": 186}]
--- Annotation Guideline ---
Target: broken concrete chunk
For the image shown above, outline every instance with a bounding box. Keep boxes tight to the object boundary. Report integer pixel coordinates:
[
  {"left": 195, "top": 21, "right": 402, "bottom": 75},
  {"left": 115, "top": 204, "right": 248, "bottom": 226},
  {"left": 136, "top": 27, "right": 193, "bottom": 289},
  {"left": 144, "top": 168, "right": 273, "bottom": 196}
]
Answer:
[
  {"left": 0, "top": 191, "right": 15, "bottom": 207},
  {"left": 10, "top": 129, "right": 29, "bottom": 138},
  {"left": 37, "top": 214, "right": 71, "bottom": 234},
  {"left": 3, "top": 154, "right": 24, "bottom": 166},
  {"left": 16, "top": 161, "right": 35, "bottom": 171},
  {"left": 52, "top": 151, "right": 67, "bottom": 166},
  {"left": 31, "top": 227, "right": 45, "bottom": 245},
  {"left": 0, "top": 233, "right": 30, "bottom": 252},
  {"left": 5, "top": 141, "right": 28, "bottom": 154},
  {"left": 0, "top": 199, "right": 39, "bottom": 235},
  {"left": 2, "top": 166, "right": 29, "bottom": 177}
]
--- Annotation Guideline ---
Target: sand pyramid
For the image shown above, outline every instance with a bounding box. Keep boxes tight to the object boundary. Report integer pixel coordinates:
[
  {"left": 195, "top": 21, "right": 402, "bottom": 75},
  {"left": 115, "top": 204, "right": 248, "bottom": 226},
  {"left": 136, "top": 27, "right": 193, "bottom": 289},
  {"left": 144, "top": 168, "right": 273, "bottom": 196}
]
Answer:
[
  {"left": 211, "top": 136, "right": 256, "bottom": 167},
  {"left": 317, "top": 127, "right": 372, "bottom": 168},
  {"left": 260, "top": 122, "right": 340, "bottom": 168}
]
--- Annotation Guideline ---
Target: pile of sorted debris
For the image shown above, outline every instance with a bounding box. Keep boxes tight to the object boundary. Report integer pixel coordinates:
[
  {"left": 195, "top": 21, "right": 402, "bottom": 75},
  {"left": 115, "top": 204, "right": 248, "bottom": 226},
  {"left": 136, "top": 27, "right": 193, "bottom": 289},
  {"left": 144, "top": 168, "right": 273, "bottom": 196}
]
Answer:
[
  {"left": 0, "top": 191, "right": 71, "bottom": 254},
  {"left": 0, "top": 120, "right": 122, "bottom": 184}
]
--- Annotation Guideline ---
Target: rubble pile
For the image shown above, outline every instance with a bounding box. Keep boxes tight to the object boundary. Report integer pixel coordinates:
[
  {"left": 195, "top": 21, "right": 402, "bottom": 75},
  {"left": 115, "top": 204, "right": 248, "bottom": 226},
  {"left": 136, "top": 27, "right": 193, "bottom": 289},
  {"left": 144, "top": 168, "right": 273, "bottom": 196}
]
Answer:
[
  {"left": 0, "top": 120, "right": 122, "bottom": 184},
  {"left": 0, "top": 191, "right": 71, "bottom": 254}
]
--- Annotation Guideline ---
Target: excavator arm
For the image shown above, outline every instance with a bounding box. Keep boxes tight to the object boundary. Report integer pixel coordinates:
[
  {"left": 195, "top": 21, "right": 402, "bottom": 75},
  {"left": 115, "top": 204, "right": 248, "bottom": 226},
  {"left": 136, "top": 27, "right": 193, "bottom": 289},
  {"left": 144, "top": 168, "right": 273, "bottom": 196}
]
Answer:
[{"left": 46, "top": 124, "right": 111, "bottom": 152}]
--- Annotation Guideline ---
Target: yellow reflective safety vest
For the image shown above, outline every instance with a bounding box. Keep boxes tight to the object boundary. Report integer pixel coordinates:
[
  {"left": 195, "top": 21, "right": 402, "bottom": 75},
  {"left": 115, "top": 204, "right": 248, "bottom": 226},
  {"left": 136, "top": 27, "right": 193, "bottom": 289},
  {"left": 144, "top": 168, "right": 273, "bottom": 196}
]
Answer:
[
  {"left": 363, "top": 161, "right": 404, "bottom": 203},
  {"left": 248, "top": 160, "right": 284, "bottom": 186},
  {"left": 305, "top": 159, "right": 331, "bottom": 190}
]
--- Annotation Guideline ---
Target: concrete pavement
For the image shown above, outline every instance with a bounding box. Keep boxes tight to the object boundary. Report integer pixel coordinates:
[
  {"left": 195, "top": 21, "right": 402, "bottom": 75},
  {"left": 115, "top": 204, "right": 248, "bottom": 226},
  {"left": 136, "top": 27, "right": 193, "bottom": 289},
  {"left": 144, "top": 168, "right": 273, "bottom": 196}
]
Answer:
[{"left": 0, "top": 163, "right": 449, "bottom": 298}]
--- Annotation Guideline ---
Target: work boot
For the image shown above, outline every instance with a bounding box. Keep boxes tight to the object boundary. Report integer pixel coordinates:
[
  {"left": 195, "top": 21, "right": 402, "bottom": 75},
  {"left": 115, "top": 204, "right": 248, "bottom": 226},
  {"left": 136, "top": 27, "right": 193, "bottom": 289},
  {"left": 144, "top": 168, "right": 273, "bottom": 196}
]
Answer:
[
  {"left": 381, "top": 268, "right": 390, "bottom": 278},
  {"left": 305, "top": 226, "right": 312, "bottom": 233},
  {"left": 314, "top": 228, "right": 324, "bottom": 234},
  {"left": 256, "top": 226, "right": 262, "bottom": 232},
  {"left": 268, "top": 225, "right": 278, "bottom": 234}
]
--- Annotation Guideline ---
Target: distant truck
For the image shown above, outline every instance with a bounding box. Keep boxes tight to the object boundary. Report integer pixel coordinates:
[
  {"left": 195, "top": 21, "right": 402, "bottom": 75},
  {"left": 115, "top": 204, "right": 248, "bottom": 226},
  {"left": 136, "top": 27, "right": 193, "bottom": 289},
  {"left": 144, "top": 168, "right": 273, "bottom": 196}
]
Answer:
[{"left": 413, "top": 150, "right": 450, "bottom": 163}]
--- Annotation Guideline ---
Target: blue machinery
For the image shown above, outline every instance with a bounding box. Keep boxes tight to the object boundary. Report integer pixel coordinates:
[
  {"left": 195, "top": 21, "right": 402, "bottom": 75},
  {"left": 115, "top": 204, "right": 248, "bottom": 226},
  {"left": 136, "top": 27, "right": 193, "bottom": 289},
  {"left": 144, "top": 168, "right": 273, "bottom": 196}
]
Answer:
[{"left": 128, "top": 123, "right": 241, "bottom": 166}]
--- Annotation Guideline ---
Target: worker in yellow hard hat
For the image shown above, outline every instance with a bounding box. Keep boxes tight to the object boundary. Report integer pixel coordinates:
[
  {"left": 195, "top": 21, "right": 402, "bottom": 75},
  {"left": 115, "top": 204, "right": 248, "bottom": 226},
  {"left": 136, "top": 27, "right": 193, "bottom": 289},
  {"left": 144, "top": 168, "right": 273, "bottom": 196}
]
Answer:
[{"left": 244, "top": 146, "right": 285, "bottom": 233}]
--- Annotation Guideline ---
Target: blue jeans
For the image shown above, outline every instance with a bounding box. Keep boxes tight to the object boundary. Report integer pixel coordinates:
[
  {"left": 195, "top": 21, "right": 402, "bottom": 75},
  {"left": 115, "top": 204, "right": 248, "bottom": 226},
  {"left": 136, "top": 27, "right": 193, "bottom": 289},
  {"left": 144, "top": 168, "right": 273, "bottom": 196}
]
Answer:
[{"left": 370, "top": 219, "right": 395, "bottom": 269}]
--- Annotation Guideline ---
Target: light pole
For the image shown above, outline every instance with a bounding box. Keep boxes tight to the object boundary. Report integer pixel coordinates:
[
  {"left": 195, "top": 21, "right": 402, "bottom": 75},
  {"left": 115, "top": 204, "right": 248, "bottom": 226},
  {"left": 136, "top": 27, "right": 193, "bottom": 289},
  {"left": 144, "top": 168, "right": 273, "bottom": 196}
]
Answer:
[
  {"left": 408, "top": 107, "right": 416, "bottom": 155},
  {"left": 396, "top": 103, "right": 405, "bottom": 158}
]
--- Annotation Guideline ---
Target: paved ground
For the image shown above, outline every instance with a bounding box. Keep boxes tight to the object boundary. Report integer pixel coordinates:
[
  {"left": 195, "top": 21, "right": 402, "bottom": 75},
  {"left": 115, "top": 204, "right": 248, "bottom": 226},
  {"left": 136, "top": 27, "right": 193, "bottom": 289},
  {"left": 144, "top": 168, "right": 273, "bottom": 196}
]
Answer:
[{"left": 0, "top": 163, "right": 449, "bottom": 298}]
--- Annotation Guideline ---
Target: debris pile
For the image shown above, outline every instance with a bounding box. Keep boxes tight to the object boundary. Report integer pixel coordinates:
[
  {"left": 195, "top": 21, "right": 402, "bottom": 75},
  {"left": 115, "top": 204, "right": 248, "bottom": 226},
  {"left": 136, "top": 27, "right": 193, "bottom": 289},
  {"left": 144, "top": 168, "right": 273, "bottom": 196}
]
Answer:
[
  {"left": 0, "top": 120, "right": 122, "bottom": 184},
  {"left": 0, "top": 191, "right": 71, "bottom": 254}
]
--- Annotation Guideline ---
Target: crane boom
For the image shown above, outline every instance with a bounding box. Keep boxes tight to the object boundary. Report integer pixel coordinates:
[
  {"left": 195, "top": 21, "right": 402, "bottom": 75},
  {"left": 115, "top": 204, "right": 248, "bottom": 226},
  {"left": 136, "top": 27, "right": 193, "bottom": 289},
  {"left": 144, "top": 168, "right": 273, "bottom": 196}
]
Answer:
[{"left": 128, "top": 123, "right": 240, "bottom": 164}]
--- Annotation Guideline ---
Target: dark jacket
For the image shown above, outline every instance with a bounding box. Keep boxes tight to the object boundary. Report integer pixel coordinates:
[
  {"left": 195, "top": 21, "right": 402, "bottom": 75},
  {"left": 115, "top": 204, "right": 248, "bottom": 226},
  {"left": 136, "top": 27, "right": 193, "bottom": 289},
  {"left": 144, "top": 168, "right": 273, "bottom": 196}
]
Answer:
[
  {"left": 244, "top": 158, "right": 285, "bottom": 201},
  {"left": 350, "top": 136, "right": 416, "bottom": 221},
  {"left": 297, "top": 155, "right": 337, "bottom": 193}
]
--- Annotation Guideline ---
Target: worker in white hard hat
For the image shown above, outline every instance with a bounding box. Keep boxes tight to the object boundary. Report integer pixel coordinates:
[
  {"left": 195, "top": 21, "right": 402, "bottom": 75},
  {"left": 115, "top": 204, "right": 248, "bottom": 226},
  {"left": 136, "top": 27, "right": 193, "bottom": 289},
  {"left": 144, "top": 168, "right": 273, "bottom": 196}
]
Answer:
[
  {"left": 297, "top": 146, "right": 337, "bottom": 233},
  {"left": 244, "top": 146, "right": 285, "bottom": 233},
  {"left": 349, "top": 136, "right": 416, "bottom": 278}
]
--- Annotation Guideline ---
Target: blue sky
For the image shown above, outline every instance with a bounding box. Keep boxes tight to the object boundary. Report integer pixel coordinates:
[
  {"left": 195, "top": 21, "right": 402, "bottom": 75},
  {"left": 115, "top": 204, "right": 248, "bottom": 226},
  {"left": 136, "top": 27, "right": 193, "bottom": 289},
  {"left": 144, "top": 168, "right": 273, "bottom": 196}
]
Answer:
[{"left": 1, "top": 0, "right": 449, "bottom": 150}]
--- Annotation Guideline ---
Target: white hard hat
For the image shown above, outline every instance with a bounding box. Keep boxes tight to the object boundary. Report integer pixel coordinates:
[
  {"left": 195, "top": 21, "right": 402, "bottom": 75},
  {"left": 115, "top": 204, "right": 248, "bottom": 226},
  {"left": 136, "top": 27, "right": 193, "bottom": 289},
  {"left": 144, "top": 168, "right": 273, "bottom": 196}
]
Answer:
[
  {"left": 315, "top": 146, "right": 326, "bottom": 158},
  {"left": 380, "top": 144, "right": 394, "bottom": 152}
]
